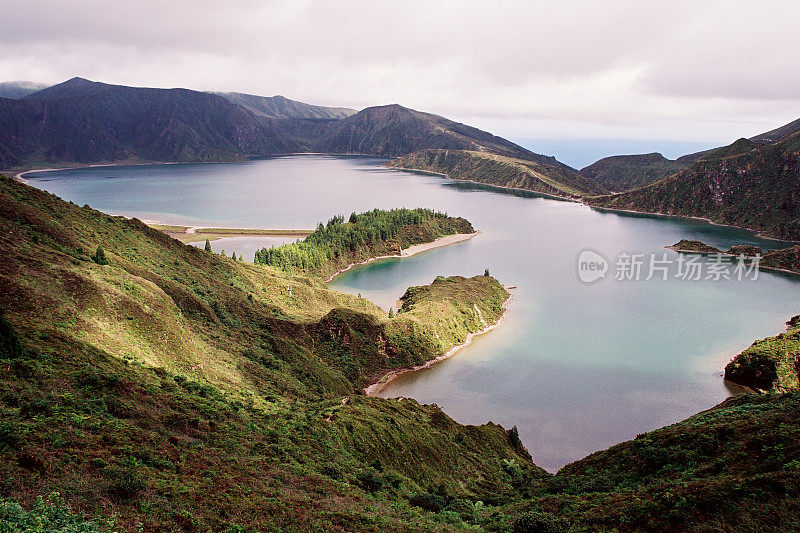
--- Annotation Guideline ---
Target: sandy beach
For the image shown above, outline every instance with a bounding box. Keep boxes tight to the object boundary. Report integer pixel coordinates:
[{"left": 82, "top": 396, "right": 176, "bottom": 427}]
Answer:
[
  {"left": 324, "top": 231, "right": 480, "bottom": 282},
  {"left": 364, "top": 290, "right": 513, "bottom": 396}
]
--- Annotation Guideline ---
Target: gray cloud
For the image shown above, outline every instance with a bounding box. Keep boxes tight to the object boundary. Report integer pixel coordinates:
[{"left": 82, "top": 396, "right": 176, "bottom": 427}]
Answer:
[{"left": 1, "top": 0, "right": 799, "bottom": 144}]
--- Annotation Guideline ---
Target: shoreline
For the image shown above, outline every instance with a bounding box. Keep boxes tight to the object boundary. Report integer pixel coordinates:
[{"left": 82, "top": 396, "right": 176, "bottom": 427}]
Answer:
[
  {"left": 386, "top": 163, "right": 582, "bottom": 203},
  {"left": 324, "top": 231, "right": 480, "bottom": 283},
  {"left": 386, "top": 162, "right": 800, "bottom": 244},
  {"left": 668, "top": 245, "right": 800, "bottom": 277},
  {"left": 6, "top": 153, "right": 384, "bottom": 183},
  {"left": 588, "top": 204, "right": 799, "bottom": 245},
  {"left": 363, "top": 291, "right": 513, "bottom": 397},
  {"left": 11, "top": 157, "right": 796, "bottom": 245}
]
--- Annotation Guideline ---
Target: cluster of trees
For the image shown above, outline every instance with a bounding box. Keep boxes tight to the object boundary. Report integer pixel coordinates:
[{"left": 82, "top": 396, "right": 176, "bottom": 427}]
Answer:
[{"left": 253, "top": 208, "right": 472, "bottom": 273}]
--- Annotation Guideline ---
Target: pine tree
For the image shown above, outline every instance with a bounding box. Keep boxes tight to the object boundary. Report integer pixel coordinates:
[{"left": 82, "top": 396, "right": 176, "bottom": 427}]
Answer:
[
  {"left": 220, "top": 250, "right": 226, "bottom": 258},
  {"left": 92, "top": 245, "right": 108, "bottom": 265},
  {"left": 204, "top": 239, "right": 212, "bottom": 252}
]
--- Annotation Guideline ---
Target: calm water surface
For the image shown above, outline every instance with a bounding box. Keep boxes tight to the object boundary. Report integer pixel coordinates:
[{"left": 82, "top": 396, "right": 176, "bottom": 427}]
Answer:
[{"left": 28, "top": 156, "right": 800, "bottom": 471}]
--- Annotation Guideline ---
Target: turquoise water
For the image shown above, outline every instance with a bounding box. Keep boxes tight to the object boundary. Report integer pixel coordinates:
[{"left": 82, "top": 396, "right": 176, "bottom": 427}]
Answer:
[{"left": 28, "top": 156, "right": 800, "bottom": 471}]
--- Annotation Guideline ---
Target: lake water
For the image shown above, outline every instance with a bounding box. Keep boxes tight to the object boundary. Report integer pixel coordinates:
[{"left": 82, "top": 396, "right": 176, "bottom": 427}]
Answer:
[{"left": 27, "top": 156, "right": 800, "bottom": 471}]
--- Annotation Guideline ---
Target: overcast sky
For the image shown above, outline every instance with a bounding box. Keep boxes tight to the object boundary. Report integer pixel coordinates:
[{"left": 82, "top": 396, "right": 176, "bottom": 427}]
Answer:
[{"left": 2, "top": 0, "right": 799, "bottom": 166}]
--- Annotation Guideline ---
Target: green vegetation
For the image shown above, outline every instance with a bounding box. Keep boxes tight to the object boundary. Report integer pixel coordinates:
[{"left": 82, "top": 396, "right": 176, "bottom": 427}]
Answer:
[
  {"left": 725, "top": 318, "right": 800, "bottom": 391},
  {"left": 580, "top": 152, "right": 687, "bottom": 192},
  {"left": 91, "top": 244, "right": 108, "bottom": 265},
  {"left": 668, "top": 239, "right": 723, "bottom": 254},
  {"left": 590, "top": 131, "right": 800, "bottom": 239},
  {"left": 2, "top": 173, "right": 800, "bottom": 530},
  {"left": 204, "top": 239, "right": 211, "bottom": 252},
  {"left": 511, "top": 392, "right": 800, "bottom": 531},
  {"left": 254, "top": 208, "right": 473, "bottom": 278},
  {"left": 669, "top": 238, "right": 800, "bottom": 274},
  {"left": 390, "top": 149, "right": 608, "bottom": 198},
  {"left": 0, "top": 492, "right": 115, "bottom": 532},
  {"left": 0, "top": 175, "right": 533, "bottom": 529}
]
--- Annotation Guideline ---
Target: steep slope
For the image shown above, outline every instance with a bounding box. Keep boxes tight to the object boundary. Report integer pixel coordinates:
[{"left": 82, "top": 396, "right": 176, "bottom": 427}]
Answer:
[
  {"left": 389, "top": 149, "right": 607, "bottom": 198},
  {"left": 588, "top": 115, "right": 800, "bottom": 187},
  {"left": 7, "top": 77, "right": 301, "bottom": 165},
  {"left": 751, "top": 117, "right": 800, "bottom": 144},
  {"left": 218, "top": 91, "right": 356, "bottom": 119},
  {"left": 0, "top": 174, "right": 538, "bottom": 529},
  {"left": 0, "top": 81, "right": 50, "bottom": 99},
  {"left": 725, "top": 320, "right": 800, "bottom": 392},
  {"left": 0, "top": 79, "right": 575, "bottom": 172},
  {"left": 677, "top": 114, "right": 800, "bottom": 165},
  {"left": 580, "top": 152, "right": 687, "bottom": 192},
  {"left": 589, "top": 132, "right": 800, "bottom": 239},
  {"left": 314, "top": 104, "right": 555, "bottom": 163},
  {"left": 2, "top": 175, "right": 799, "bottom": 530},
  {"left": 506, "top": 392, "right": 800, "bottom": 531}
]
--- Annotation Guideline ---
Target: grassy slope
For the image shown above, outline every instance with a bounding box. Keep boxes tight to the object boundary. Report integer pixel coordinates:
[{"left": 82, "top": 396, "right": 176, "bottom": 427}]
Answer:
[
  {"left": 504, "top": 392, "right": 800, "bottom": 532},
  {"left": 725, "top": 319, "right": 800, "bottom": 392},
  {"left": 589, "top": 133, "right": 800, "bottom": 240},
  {"left": 2, "top": 174, "right": 800, "bottom": 531},
  {"left": 0, "top": 175, "right": 539, "bottom": 530},
  {"left": 388, "top": 149, "right": 608, "bottom": 198},
  {"left": 579, "top": 152, "right": 687, "bottom": 192}
]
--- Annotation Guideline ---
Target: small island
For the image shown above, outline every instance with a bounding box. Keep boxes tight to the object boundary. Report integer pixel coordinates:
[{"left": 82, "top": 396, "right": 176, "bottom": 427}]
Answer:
[{"left": 668, "top": 239, "right": 800, "bottom": 274}]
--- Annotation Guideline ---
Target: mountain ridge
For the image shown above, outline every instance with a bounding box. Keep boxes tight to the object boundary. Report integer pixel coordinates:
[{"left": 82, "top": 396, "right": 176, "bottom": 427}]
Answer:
[
  {"left": 0, "top": 77, "right": 570, "bottom": 178},
  {"left": 588, "top": 130, "right": 800, "bottom": 239}
]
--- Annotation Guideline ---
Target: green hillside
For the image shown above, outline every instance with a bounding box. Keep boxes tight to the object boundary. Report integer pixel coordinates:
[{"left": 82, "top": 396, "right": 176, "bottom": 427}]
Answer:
[
  {"left": 589, "top": 132, "right": 800, "bottom": 239},
  {"left": 2, "top": 174, "right": 799, "bottom": 531},
  {"left": 254, "top": 208, "right": 474, "bottom": 279},
  {"left": 217, "top": 92, "right": 356, "bottom": 120},
  {"left": 580, "top": 152, "right": 687, "bottom": 192},
  {"left": 389, "top": 149, "right": 608, "bottom": 198},
  {"left": 0, "top": 174, "right": 535, "bottom": 530}
]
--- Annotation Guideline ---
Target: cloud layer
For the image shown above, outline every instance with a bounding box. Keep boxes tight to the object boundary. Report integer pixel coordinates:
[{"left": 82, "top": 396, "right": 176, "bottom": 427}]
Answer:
[{"left": 1, "top": 0, "right": 799, "bottom": 144}]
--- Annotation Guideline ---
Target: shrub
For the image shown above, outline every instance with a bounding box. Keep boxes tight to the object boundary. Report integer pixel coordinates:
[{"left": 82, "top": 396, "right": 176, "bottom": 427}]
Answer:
[
  {"left": 356, "top": 471, "right": 384, "bottom": 492},
  {"left": 409, "top": 493, "right": 448, "bottom": 512},
  {"left": 512, "top": 511, "right": 570, "bottom": 533},
  {"left": 92, "top": 245, "right": 108, "bottom": 265},
  {"left": 105, "top": 456, "right": 147, "bottom": 499},
  {"left": 0, "top": 311, "right": 26, "bottom": 360},
  {"left": 0, "top": 493, "right": 113, "bottom": 532}
]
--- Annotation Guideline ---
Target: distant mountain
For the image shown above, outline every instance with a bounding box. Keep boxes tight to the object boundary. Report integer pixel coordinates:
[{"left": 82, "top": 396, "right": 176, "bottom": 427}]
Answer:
[
  {"left": 0, "top": 81, "right": 50, "bottom": 99},
  {"left": 580, "top": 153, "right": 687, "bottom": 192},
  {"left": 677, "top": 115, "right": 800, "bottom": 164},
  {"left": 217, "top": 92, "right": 356, "bottom": 120},
  {"left": 0, "top": 77, "right": 302, "bottom": 167},
  {"left": 390, "top": 149, "right": 607, "bottom": 197},
  {"left": 589, "top": 131, "right": 800, "bottom": 239},
  {"left": 0, "top": 78, "right": 571, "bottom": 173},
  {"left": 582, "top": 115, "right": 800, "bottom": 192},
  {"left": 314, "top": 104, "right": 550, "bottom": 162},
  {"left": 750, "top": 116, "right": 800, "bottom": 144}
]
